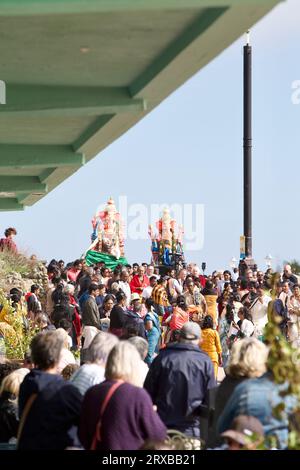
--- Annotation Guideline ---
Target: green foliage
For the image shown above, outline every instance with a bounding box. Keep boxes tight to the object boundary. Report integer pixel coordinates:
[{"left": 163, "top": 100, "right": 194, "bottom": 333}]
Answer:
[
  {"left": 72, "top": 349, "right": 81, "bottom": 362},
  {"left": 0, "top": 248, "right": 37, "bottom": 277},
  {"left": 0, "top": 290, "right": 38, "bottom": 360},
  {"left": 264, "top": 273, "right": 300, "bottom": 449}
]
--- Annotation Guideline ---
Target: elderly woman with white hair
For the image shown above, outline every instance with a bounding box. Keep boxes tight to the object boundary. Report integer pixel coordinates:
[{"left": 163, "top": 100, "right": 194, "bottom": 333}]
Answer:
[
  {"left": 55, "top": 328, "right": 76, "bottom": 374},
  {"left": 64, "top": 283, "right": 82, "bottom": 349},
  {"left": 0, "top": 368, "right": 29, "bottom": 443},
  {"left": 78, "top": 341, "right": 166, "bottom": 450},
  {"left": 71, "top": 332, "right": 119, "bottom": 396},
  {"left": 216, "top": 338, "right": 296, "bottom": 449},
  {"left": 208, "top": 337, "right": 269, "bottom": 447}
]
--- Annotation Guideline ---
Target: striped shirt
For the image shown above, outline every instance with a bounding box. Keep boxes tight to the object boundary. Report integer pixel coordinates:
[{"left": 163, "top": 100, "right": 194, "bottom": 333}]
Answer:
[
  {"left": 151, "top": 285, "right": 169, "bottom": 306},
  {"left": 70, "top": 364, "right": 105, "bottom": 396}
]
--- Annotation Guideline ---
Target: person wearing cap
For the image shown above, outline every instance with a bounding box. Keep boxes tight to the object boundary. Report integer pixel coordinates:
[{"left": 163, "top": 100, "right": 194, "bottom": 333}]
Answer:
[
  {"left": 220, "top": 415, "right": 265, "bottom": 450},
  {"left": 128, "top": 292, "right": 141, "bottom": 305},
  {"left": 122, "top": 293, "right": 146, "bottom": 339},
  {"left": 144, "top": 322, "right": 215, "bottom": 444}
]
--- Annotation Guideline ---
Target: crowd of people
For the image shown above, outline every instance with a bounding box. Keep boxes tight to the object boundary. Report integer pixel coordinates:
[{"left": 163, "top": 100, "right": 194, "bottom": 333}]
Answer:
[{"left": 0, "top": 232, "right": 300, "bottom": 450}]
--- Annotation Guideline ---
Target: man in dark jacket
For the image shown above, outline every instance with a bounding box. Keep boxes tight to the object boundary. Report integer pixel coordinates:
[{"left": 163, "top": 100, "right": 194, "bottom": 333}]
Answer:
[
  {"left": 144, "top": 322, "right": 215, "bottom": 439},
  {"left": 82, "top": 283, "right": 100, "bottom": 329},
  {"left": 18, "top": 331, "right": 82, "bottom": 450}
]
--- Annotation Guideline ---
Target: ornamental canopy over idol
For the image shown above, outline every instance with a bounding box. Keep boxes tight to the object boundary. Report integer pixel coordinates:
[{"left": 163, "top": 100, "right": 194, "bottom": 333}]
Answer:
[{"left": 148, "top": 207, "right": 185, "bottom": 274}]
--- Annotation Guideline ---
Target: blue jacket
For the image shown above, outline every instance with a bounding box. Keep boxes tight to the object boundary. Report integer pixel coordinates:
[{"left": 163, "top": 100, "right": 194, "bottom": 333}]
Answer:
[
  {"left": 144, "top": 343, "right": 216, "bottom": 437},
  {"left": 18, "top": 369, "right": 82, "bottom": 450},
  {"left": 79, "top": 291, "right": 89, "bottom": 310},
  {"left": 123, "top": 310, "right": 146, "bottom": 339},
  {"left": 217, "top": 373, "right": 296, "bottom": 449}
]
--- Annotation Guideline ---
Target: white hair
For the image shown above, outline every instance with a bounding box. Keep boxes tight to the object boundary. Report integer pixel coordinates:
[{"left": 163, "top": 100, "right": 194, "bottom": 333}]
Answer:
[
  {"left": 88, "top": 332, "right": 119, "bottom": 364},
  {"left": 105, "top": 341, "right": 144, "bottom": 387},
  {"left": 55, "top": 328, "right": 70, "bottom": 349},
  {"left": 227, "top": 338, "right": 269, "bottom": 378},
  {"left": 128, "top": 336, "right": 148, "bottom": 360},
  {"left": 192, "top": 266, "right": 200, "bottom": 276},
  {"left": 64, "top": 284, "right": 75, "bottom": 295}
]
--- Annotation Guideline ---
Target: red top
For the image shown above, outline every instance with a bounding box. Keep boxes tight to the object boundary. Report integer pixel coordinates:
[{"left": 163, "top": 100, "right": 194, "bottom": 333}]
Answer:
[
  {"left": 0, "top": 237, "right": 17, "bottom": 253},
  {"left": 130, "top": 274, "right": 149, "bottom": 294},
  {"left": 199, "top": 275, "right": 206, "bottom": 288},
  {"left": 69, "top": 294, "right": 82, "bottom": 337},
  {"left": 67, "top": 268, "right": 81, "bottom": 282}
]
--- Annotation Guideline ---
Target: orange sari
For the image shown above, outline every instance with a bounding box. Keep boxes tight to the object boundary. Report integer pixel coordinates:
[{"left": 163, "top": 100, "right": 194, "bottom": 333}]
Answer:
[{"left": 169, "top": 307, "right": 189, "bottom": 331}]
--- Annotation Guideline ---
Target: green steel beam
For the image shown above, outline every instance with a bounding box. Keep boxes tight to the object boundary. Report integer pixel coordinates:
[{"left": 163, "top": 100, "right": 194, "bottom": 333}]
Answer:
[
  {"left": 39, "top": 169, "right": 57, "bottom": 183},
  {"left": 130, "top": 7, "right": 227, "bottom": 97},
  {"left": 0, "top": 0, "right": 281, "bottom": 16},
  {"left": 0, "top": 145, "right": 85, "bottom": 168},
  {"left": 72, "top": 115, "right": 115, "bottom": 152},
  {"left": 0, "top": 198, "right": 24, "bottom": 211},
  {"left": 0, "top": 176, "right": 47, "bottom": 192},
  {"left": 2, "top": 85, "right": 146, "bottom": 118},
  {"left": 17, "top": 193, "right": 32, "bottom": 204}
]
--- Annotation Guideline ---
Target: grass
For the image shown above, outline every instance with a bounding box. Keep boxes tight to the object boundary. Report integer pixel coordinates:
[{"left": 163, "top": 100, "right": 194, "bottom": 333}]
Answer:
[{"left": 0, "top": 248, "right": 38, "bottom": 277}]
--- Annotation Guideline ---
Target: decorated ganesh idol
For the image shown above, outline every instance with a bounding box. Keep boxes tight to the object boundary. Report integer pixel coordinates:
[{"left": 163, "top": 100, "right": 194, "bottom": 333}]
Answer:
[
  {"left": 85, "top": 197, "right": 128, "bottom": 269},
  {"left": 149, "top": 208, "right": 185, "bottom": 271}
]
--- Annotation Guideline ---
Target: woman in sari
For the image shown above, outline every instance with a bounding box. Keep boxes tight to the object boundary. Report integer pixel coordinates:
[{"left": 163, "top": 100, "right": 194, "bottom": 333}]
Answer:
[
  {"left": 144, "top": 299, "right": 161, "bottom": 365},
  {"left": 218, "top": 304, "right": 235, "bottom": 370},
  {"left": 202, "top": 281, "right": 218, "bottom": 327},
  {"left": 169, "top": 296, "right": 189, "bottom": 333},
  {"left": 201, "top": 315, "right": 222, "bottom": 379}
]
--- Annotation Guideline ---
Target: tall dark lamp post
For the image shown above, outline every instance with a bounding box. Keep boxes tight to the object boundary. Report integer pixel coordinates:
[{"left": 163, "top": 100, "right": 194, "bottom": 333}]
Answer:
[{"left": 243, "top": 30, "right": 253, "bottom": 261}]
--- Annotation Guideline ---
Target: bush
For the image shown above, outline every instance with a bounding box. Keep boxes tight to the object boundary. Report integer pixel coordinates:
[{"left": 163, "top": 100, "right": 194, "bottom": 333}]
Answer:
[
  {"left": 0, "top": 290, "right": 38, "bottom": 360},
  {"left": 0, "top": 248, "right": 37, "bottom": 277}
]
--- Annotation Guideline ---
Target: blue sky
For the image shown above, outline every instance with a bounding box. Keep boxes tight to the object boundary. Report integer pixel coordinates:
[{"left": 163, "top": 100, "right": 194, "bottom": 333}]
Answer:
[{"left": 1, "top": 0, "right": 300, "bottom": 273}]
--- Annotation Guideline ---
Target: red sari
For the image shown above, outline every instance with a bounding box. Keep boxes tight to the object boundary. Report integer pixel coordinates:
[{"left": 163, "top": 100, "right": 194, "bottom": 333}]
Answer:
[{"left": 69, "top": 295, "right": 82, "bottom": 339}]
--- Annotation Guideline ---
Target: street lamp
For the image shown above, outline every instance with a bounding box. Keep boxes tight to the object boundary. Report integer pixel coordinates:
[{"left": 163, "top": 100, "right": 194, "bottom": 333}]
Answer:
[
  {"left": 265, "top": 254, "right": 273, "bottom": 268},
  {"left": 230, "top": 257, "right": 237, "bottom": 269}
]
